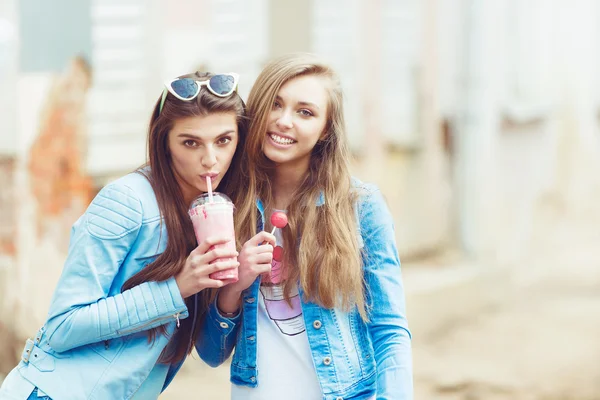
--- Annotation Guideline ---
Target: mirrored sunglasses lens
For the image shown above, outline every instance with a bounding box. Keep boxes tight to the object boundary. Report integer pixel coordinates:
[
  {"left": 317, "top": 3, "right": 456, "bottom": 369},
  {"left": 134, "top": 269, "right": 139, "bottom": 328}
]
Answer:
[
  {"left": 171, "top": 78, "right": 198, "bottom": 99},
  {"left": 209, "top": 74, "right": 235, "bottom": 95}
]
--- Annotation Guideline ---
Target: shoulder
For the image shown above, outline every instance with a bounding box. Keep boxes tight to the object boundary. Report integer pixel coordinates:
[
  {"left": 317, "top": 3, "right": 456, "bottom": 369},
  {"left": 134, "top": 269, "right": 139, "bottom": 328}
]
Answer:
[
  {"left": 350, "top": 177, "right": 382, "bottom": 208},
  {"left": 350, "top": 177, "right": 392, "bottom": 231},
  {"left": 109, "top": 170, "right": 160, "bottom": 219},
  {"left": 85, "top": 170, "right": 159, "bottom": 239},
  {"left": 116, "top": 169, "right": 155, "bottom": 198}
]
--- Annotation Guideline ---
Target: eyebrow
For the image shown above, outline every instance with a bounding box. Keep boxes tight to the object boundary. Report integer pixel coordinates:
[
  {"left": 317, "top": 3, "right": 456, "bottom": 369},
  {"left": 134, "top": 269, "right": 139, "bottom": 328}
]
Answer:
[
  {"left": 276, "top": 95, "right": 321, "bottom": 110},
  {"left": 177, "top": 130, "right": 236, "bottom": 141}
]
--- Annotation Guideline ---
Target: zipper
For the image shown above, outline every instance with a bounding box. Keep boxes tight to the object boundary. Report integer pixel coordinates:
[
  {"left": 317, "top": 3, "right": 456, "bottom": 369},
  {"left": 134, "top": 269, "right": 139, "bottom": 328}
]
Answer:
[
  {"left": 116, "top": 311, "right": 185, "bottom": 336},
  {"left": 123, "top": 312, "right": 182, "bottom": 399}
]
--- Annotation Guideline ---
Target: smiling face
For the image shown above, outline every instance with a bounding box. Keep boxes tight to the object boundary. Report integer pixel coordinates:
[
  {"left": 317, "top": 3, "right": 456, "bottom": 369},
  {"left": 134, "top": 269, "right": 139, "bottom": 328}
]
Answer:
[
  {"left": 263, "top": 74, "right": 329, "bottom": 172},
  {"left": 168, "top": 112, "right": 239, "bottom": 204}
]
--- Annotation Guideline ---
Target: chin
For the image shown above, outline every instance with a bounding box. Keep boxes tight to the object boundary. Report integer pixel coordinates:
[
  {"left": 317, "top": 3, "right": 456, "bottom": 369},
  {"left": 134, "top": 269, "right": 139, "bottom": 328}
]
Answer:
[
  {"left": 195, "top": 184, "right": 209, "bottom": 195},
  {"left": 263, "top": 148, "right": 289, "bottom": 164},
  {"left": 196, "top": 177, "right": 221, "bottom": 194}
]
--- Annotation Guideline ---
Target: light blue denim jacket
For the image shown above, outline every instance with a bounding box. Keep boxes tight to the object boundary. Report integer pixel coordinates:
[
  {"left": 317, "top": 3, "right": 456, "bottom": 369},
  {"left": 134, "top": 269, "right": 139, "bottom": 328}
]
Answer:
[
  {"left": 0, "top": 171, "right": 234, "bottom": 400},
  {"left": 199, "top": 179, "right": 413, "bottom": 400}
]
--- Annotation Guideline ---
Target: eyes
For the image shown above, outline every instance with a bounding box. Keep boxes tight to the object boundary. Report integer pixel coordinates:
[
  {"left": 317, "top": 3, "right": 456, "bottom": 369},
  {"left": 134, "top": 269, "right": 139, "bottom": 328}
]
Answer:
[
  {"left": 298, "top": 109, "right": 314, "bottom": 117},
  {"left": 183, "top": 139, "right": 198, "bottom": 148},
  {"left": 183, "top": 136, "right": 232, "bottom": 148},
  {"left": 273, "top": 100, "right": 314, "bottom": 118},
  {"left": 217, "top": 137, "right": 232, "bottom": 145}
]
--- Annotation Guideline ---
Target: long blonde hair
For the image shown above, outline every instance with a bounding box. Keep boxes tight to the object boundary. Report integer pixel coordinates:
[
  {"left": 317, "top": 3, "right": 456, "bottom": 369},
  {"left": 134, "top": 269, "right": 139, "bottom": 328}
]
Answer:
[{"left": 234, "top": 54, "right": 366, "bottom": 320}]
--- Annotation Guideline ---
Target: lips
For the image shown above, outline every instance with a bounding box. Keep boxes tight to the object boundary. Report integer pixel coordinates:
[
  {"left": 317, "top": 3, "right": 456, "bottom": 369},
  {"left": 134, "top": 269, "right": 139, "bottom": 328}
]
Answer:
[
  {"left": 200, "top": 173, "right": 219, "bottom": 182},
  {"left": 268, "top": 132, "right": 297, "bottom": 146}
]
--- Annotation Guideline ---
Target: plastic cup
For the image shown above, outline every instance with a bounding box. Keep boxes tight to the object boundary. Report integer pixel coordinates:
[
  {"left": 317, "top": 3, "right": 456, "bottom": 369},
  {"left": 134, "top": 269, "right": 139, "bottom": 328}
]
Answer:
[{"left": 188, "top": 193, "right": 238, "bottom": 282}]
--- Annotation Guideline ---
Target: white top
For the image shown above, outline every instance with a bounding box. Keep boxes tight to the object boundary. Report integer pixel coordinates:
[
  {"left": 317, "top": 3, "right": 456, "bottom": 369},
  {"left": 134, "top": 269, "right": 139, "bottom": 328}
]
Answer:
[{"left": 231, "top": 227, "right": 322, "bottom": 400}]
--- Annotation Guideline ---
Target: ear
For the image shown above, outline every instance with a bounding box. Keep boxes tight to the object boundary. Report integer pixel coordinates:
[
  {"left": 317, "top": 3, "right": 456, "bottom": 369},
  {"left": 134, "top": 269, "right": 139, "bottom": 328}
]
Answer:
[{"left": 319, "top": 126, "right": 329, "bottom": 142}]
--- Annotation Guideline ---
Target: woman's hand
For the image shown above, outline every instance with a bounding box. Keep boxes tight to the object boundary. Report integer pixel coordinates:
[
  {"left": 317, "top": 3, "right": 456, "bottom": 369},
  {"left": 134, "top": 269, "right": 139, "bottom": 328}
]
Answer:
[
  {"left": 217, "top": 231, "right": 276, "bottom": 314},
  {"left": 175, "top": 236, "right": 239, "bottom": 299}
]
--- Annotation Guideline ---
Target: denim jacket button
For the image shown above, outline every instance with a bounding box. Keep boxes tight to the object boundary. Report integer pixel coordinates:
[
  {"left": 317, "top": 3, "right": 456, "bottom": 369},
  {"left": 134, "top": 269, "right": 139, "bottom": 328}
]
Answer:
[
  {"left": 247, "top": 335, "right": 255, "bottom": 342},
  {"left": 219, "top": 322, "right": 229, "bottom": 329},
  {"left": 323, "top": 356, "right": 332, "bottom": 366},
  {"left": 250, "top": 376, "right": 256, "bottom": 383},
  {"left": 336, "top": 397, "right": 343, "bottom": 400},
  {"left": 245, "top": 297, "right": 256, "bottom": 304},
  {"left": 313, "top": 320, "right": 322, "bottom": 329}
]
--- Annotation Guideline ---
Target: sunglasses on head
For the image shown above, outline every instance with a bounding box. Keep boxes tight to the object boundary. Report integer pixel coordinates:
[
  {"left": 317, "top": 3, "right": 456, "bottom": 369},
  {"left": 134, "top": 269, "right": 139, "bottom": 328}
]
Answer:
[{"left": 159, "top": 72, "right": 240, "bottom": 113}]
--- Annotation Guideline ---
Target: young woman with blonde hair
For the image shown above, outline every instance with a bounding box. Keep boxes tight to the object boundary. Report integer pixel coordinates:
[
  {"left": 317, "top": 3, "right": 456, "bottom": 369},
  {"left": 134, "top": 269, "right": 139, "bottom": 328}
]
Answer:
[{"left": 205, "top": 54, "right": 413, "bottom": 399}]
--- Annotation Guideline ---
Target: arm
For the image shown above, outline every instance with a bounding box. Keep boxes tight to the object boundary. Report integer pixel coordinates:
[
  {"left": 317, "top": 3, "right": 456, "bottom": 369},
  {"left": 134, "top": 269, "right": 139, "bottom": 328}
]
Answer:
[
  {"left": 195, "top": 231, "right": 275, "bottom": 367},
  {"left": 195, "top": 291, "right": 243, "bottom": 367},
  {"left": 360, "top": 187, "right": 413, "bottom": 399},
  {"left": 44, "top": 183, "right": 188, "bottom": 353}
]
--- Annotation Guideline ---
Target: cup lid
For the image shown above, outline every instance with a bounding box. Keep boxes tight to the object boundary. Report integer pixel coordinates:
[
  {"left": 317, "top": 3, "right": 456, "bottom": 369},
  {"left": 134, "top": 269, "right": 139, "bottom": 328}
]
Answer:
[{"left": 189, "top": 192, "right": 232, "bottom": 210}]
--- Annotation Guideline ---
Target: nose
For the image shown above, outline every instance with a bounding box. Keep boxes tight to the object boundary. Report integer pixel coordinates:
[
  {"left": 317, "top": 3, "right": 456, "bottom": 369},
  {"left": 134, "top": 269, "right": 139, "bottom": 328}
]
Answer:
[
  {"left": 275, "top": 109, "right": 293, "bottom": 130},
  {"left": 201, "top": 146, "right": 217, "bottom": 169}
]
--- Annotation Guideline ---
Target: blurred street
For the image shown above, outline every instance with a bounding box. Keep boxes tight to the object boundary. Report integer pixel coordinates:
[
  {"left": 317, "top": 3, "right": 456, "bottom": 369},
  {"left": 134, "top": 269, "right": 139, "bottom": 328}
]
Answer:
[
  {"left": 413, "top": 199, "right": 600, "bottom": 400},
  {"left": 160, "top": 195, "right": 600, "bottom": 400},
  {"left": 2, "top": 1, "right": 600, "bottom": 399}
]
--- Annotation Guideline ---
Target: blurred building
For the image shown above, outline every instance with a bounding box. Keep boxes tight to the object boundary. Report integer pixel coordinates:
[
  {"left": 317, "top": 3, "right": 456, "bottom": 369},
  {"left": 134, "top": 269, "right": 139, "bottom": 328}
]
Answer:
[{"left": 0, "top": 0, "right": 599, "bottom": 371}]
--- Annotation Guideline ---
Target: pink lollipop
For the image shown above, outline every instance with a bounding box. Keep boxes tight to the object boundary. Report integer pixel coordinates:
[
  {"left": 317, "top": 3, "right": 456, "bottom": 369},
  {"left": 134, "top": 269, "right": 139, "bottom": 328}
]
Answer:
[{"left": 270, "top": 211, "right": 288, "bottom": 235}]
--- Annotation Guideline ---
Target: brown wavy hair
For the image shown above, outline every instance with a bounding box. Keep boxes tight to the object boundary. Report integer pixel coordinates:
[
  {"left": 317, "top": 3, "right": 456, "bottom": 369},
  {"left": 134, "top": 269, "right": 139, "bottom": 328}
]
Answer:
[
  {"left": 233, "top": 54, "right": 366, "bottom": 320},
  {"left": 122, "top": 72, "right": 248, "bottom": 363}
]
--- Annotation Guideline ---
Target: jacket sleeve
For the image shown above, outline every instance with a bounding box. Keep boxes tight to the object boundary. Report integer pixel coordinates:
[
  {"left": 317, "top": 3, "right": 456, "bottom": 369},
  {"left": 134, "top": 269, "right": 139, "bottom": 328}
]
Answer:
[
  {"left": 44, "top": 183, "right": 188, "bottom": 353},
  {"left": 360, "top": 186, "right": 413, "bottom": 399},
  {"left": 195, "top": 292, "right": 242, "bottom": 367}
]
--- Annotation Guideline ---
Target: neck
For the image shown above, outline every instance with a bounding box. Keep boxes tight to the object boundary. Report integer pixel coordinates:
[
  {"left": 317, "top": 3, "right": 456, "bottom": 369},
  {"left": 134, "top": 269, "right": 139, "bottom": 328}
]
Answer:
[
  {"left": 181, "top": 188, "right": 197, "bottom": 208},
  {"left": 271, "top": 160, "right": 309, "bottom": 209},
  {"left": 176, "top": 176, "right": 199, "bottom": 207}
]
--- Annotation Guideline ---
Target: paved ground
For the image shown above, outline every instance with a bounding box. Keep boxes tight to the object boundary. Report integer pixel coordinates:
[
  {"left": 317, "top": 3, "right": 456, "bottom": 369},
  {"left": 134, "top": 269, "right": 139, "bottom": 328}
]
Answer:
[{"left": 412, "top": 202, "right": 600, "bottom": 400}]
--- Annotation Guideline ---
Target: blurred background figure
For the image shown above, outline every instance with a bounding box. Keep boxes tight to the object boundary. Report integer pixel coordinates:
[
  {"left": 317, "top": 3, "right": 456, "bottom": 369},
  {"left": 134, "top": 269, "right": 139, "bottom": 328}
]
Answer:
[{"left": 1, "top": 0, "right": 599, "bottom": 398}]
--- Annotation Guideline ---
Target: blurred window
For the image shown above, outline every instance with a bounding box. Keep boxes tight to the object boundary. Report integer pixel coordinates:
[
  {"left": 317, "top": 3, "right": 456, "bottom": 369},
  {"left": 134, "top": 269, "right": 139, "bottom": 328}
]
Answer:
[{"left": 19, "top": 0, "right": 92, "bottom": 72}]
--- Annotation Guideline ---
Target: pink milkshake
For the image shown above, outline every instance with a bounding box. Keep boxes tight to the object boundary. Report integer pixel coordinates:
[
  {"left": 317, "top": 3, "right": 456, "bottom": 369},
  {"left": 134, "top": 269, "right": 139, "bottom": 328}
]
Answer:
[{"left": 188, "top": 193, "right": 238, "bottom": 282}]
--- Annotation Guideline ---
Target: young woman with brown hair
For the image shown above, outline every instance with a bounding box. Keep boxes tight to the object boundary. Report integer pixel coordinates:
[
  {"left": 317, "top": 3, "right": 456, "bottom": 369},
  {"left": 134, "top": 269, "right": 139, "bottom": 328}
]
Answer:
[{"left": 0, "top": 72, "right": 273, "bottom": 400}]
